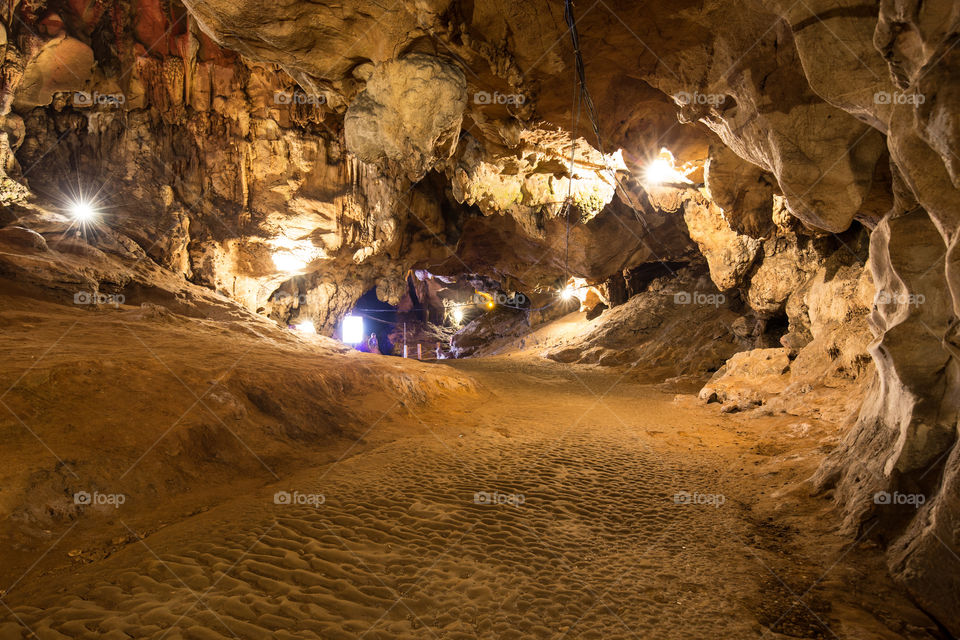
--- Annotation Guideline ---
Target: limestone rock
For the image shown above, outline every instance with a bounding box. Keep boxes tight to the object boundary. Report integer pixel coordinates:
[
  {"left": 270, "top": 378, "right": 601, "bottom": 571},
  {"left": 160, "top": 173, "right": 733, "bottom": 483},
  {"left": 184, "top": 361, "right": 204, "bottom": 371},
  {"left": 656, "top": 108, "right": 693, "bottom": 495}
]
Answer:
[
  {"left": 681, "top": 195, "right": 761, "bottom": 292},
  {"left": 344, "top": 55, "right": 467, "bottom": 180},
  {"left": 13, "top": 35, "right": 94, "bottom": 109},
  {"left": 744, "top": 227, "right": 836, "bottom": 316},
  {"left": 704, "top": 144, "right": 776, "bottom": 238},
  {"left": 540, "top": 268, "right": 752, "bottom": 380},
  {"left": 814, "top": 209, "right": 960, "bottom": 631},
  {"left": 699, "top": 348, "right": 792, "bottom": 407},
  {"left": 450, "top": 306, "right": 529, "bottom": 358}
]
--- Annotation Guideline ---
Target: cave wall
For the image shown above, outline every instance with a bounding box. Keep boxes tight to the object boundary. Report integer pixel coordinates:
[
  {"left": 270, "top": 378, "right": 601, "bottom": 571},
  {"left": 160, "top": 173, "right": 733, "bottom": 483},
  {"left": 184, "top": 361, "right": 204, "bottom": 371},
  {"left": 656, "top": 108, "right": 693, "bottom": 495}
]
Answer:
[{"left": 1, "top": 0, "right": 958, "bottom": 629}]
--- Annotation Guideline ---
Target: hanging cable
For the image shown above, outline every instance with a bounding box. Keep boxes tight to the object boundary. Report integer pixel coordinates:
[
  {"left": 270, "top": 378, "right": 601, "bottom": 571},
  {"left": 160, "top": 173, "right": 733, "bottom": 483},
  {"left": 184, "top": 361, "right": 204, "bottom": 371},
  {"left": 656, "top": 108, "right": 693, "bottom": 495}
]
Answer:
[
  {"left": 564, "top": 0, "right": 604, "bottom": 153},
  {"left": 561, "top": 0, "right": 593, "bottom": 291},
  {"left": 562, "top": 0, "right": 685, "bottom": 280}
]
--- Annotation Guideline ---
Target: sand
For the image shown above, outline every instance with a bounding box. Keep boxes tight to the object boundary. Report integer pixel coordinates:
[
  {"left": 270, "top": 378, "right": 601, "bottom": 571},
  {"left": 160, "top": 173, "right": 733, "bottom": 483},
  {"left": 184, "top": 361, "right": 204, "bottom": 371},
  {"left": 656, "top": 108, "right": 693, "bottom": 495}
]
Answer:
[{"left": 0, "top": 341, "right": 940, "bottom": 639}]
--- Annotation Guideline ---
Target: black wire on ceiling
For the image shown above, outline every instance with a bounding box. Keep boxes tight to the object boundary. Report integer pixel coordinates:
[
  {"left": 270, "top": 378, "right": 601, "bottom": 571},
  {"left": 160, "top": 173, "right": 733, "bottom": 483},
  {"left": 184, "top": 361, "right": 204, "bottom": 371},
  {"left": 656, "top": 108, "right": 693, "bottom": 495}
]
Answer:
[
  {"left": 561, "top": 0, "right": 683, "bottom": 279},
  {"left": 564, "top": 0, "right": 604, "bottom": 154}
]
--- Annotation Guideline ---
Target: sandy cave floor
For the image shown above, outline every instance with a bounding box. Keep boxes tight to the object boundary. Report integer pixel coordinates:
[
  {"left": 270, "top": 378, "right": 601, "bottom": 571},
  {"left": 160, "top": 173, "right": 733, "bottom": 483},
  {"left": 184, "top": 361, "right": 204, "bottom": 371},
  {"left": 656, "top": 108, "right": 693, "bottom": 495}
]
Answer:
[{"left": 0, "top": 301, "right": 944, "bottom": 639}]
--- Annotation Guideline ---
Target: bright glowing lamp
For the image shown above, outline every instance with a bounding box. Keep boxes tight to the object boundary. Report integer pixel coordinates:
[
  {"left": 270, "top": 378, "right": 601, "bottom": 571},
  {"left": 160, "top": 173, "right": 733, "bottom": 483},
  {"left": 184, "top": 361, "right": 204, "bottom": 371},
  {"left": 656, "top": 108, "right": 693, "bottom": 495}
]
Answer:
[
  {"left": 560, "top": 286, "right": 574, "bottom": 301},
  {"left": 341, "top": 314, "right": 364, "bottom": 344},
  {"left": 273, "top": 253, "right": 308, "bottom": 274},
  {"left": 294, "top": 320, "right": 316, "bottom": 334},
  {"left": 644, "top": 148, "right": 694, "bottom": 187},
  {"left": 452, "top": 307, "right": 464, "bottom": 323},
  {"left": 271, "top": 236, "right": 322, "bottom": 275},
  {"left": 70, "top": 200, "right": 96, "bottom": 221}
]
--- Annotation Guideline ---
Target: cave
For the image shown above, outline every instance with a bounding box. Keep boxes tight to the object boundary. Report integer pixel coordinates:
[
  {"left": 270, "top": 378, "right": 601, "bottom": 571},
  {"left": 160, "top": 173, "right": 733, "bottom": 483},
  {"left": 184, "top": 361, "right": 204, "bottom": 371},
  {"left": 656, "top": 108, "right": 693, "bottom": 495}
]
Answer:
[
  {"left": 343, "top": 288, "right": 396, "bottom": 355},
  {"left": 0, "top": 0, "right": 958, "bottom": 638}
]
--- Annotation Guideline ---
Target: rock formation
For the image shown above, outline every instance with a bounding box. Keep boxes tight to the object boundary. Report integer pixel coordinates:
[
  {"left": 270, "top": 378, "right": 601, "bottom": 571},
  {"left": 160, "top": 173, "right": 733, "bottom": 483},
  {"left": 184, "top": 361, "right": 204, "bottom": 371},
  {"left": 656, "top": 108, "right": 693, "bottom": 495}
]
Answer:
[{"left": 1, "top": 0, "right": 958, "bottom": 630}]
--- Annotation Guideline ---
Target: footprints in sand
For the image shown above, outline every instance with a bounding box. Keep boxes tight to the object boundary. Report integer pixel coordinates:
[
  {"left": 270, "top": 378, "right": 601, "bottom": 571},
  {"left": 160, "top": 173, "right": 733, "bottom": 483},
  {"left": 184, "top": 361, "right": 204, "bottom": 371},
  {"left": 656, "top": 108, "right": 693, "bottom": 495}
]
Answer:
[{"left": 2, "top": 430, "right": 754, "bottom": 639}]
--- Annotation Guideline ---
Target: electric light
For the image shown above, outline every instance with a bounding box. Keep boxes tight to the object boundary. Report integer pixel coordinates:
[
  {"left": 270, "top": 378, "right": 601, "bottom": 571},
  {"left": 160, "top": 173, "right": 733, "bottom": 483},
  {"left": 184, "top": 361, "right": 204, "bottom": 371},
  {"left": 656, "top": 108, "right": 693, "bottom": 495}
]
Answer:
[
  {"left": 452, "top": 307, "right": 464, "bottom": 323},
  {"left": 294, "top": 320, "right": 316, "bottom": 334},
  {"left": 560, "top": 286, "right": 574, "bottom": 301},
  {"left": 70, "top": 200, "right": 97, "bottom": 221},
  {"left": 272, "top": 253, "right": 308, "bottom": 274},
  {"left": 643, "top": 148, "right": 694, "bottom": 187},
  {"left": 341, "top": 314, "right": 364, "bottom": 344},
  {"left": 271, "top": 236, "right": 324, "bottom": 275},
  {"left": 486, "top": 300, "right": 495, "bottom": 310}
]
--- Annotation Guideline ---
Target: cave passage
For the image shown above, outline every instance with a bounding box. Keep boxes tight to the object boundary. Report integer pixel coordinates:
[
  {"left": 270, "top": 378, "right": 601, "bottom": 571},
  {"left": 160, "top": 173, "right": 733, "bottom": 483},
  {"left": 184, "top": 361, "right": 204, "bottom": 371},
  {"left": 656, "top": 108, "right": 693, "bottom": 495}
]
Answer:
[
  {"left": 344, "top": 288, "right": 398, "bottom": 355},
  {"left": 0, "top": 0, "right": 958, "bottom": 637}
]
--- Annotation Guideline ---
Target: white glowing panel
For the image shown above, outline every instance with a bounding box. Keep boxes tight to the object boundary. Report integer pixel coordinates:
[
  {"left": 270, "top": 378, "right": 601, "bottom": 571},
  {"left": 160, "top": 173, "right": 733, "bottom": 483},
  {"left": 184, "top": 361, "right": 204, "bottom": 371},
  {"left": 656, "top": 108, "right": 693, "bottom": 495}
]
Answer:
[
  {"left": 294, "top": 321, "right": 316, "bottom": 334},
  {"left": 341, "top": 315, "right": 364, "bottom": 344}
]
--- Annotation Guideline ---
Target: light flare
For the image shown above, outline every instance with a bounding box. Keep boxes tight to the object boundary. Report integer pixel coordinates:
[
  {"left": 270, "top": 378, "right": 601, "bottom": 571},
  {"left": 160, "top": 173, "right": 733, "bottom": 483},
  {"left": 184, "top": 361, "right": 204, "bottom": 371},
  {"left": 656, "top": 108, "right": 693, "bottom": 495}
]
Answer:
[
  {"left": 643, "top": 148, "right": 695, "bottom": 187},
  {"left": 69, "top": 200, "right": 97, "bottom": 221},
  {"left": 271, "top": 236, "right": 323, "bottom": 275}
]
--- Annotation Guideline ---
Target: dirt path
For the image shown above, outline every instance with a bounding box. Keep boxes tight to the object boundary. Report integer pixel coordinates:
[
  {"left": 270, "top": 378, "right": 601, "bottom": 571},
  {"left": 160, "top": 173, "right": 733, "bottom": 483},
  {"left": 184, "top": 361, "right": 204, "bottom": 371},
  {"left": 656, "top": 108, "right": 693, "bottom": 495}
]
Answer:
[{"left": 0, "top": 358, "right": 939, "bottom": 639}]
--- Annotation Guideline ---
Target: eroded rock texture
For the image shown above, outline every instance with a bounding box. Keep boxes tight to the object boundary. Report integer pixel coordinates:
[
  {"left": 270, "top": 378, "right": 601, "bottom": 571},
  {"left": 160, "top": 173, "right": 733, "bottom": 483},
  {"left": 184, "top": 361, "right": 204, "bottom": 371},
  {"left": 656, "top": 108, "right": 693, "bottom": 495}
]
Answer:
[
  {"left": 344, "top": 54, "right": 467, "bottom": 180},
  {"left": 1, "top": 0, "right": 959, "bottom": 628}
]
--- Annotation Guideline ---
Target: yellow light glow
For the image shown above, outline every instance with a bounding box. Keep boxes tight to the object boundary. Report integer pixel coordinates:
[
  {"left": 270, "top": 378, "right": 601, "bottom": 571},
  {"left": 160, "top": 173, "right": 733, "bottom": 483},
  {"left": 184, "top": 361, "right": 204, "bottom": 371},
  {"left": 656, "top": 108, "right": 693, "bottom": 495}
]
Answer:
[
  {"left": 560, "top": 286, "right": 574, "bottom": 301},
  {"left": 452, "top": 307, "right": 464, "bottom": 323},
  {"left": 644, "top": 148, "right": 694, "bottom": 186},
  {"left": 273, "top": 253, "right": 308, "bottom": 274},
  {"left": 271, "top": 236, "right": 323, "bottom": 275}
]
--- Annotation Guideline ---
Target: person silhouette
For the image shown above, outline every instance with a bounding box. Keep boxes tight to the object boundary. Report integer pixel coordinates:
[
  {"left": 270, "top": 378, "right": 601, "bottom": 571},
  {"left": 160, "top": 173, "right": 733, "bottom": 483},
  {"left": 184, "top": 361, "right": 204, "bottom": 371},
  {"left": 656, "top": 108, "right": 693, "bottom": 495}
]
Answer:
[{"left": 367, "top": 332, "right": 380, "bottom": 355}]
